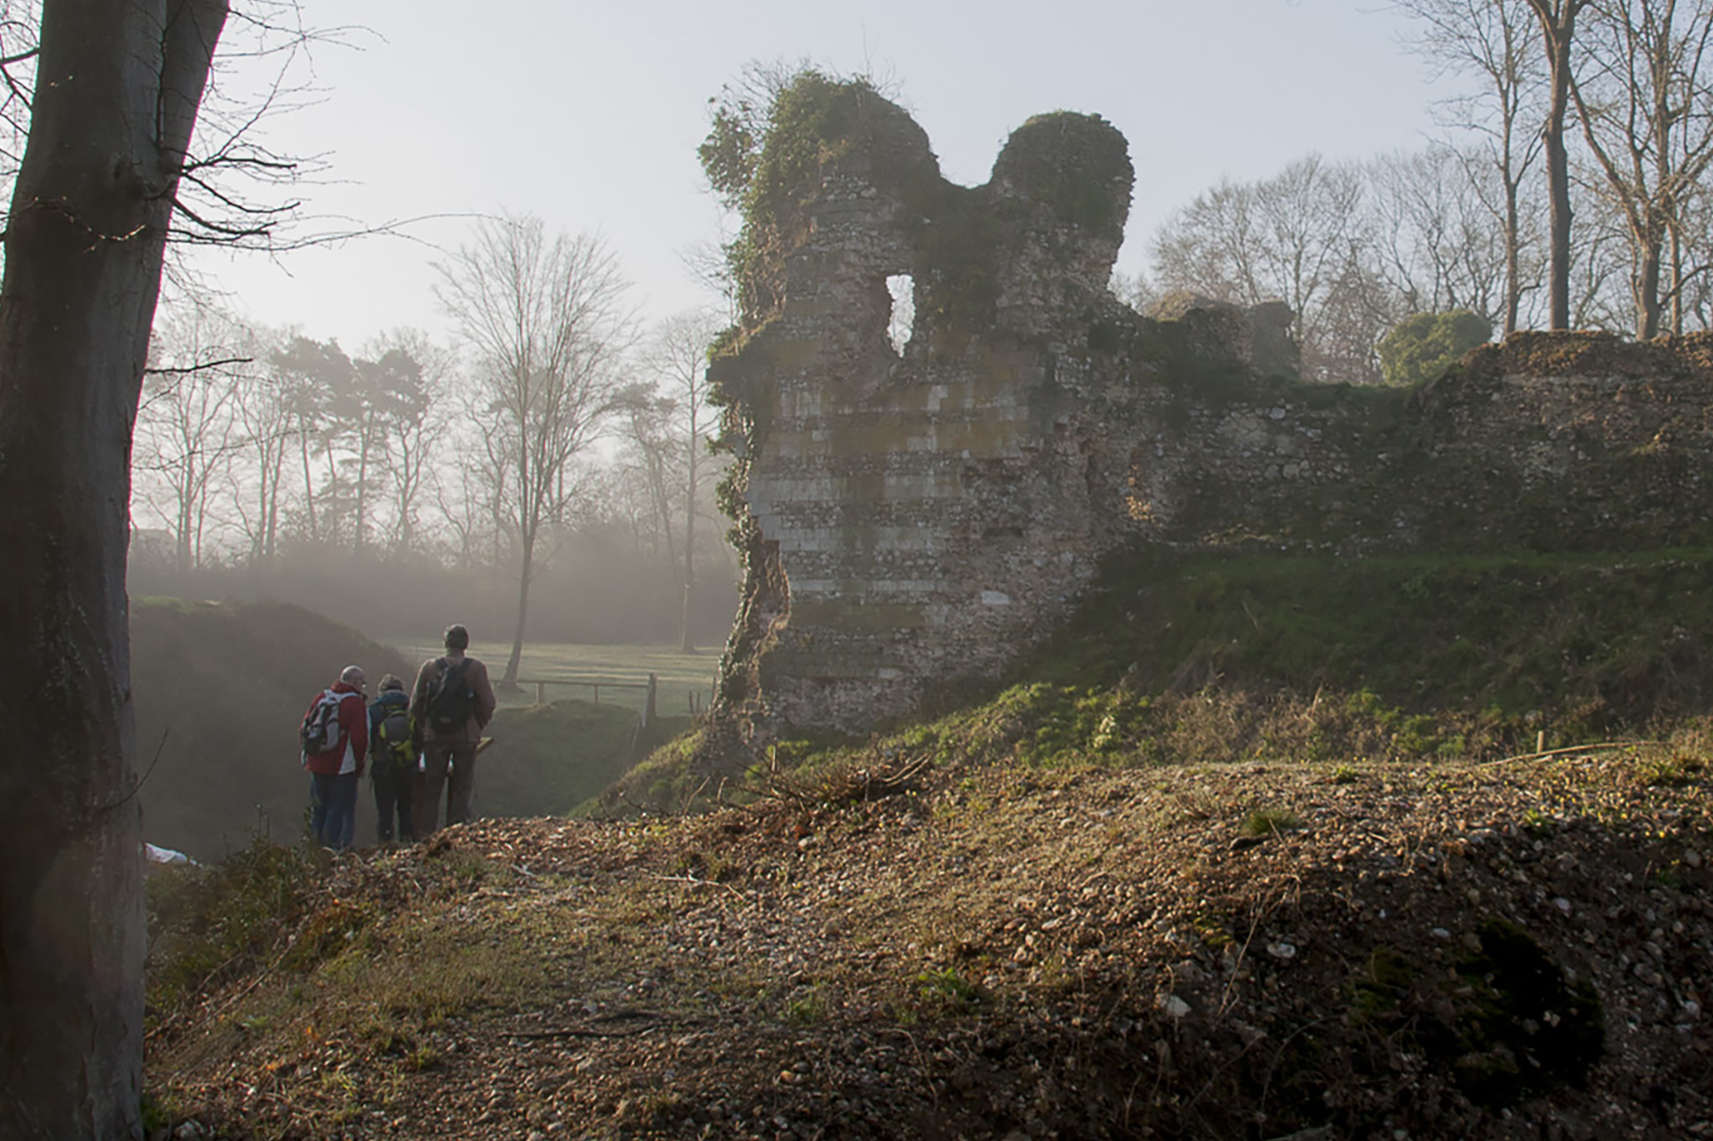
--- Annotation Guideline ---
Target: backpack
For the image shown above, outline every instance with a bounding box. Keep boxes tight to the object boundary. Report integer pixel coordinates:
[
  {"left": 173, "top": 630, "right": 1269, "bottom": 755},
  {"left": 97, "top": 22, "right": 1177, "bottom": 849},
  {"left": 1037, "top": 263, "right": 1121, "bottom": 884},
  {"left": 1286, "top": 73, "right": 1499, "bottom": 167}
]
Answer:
[
  {"left": 377, "top": 706, "right": 415, "bottom": 766},
  {"left": 424, "top": 657, "right": 474, "bottom": 733},
  {"left": 300, "top": 689, "right": 346, "bottom": 756}
]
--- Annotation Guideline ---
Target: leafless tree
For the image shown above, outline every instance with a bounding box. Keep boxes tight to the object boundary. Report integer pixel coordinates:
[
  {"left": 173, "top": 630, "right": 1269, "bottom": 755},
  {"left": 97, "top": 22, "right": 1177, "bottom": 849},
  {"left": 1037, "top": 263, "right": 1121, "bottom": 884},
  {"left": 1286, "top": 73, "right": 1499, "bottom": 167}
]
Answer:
[
  {"left": 1572, "top": 0, "right": 1713, "bottom": 337},
  {"left": 436, "top": 214, "right": 632, "bottom": 685},
  {"left": 1150, "top": 155, "right": 1385, "bottom": 381},
  {"left": 631, "top": 309, "right": 721, "bottom": 651},
  {"left": 230, "top": 327, "right": 295, "bottom": 563},
  {"left": 1524, "top": 0, "right": 1595, "bottom": 329},
  {"left": 0, "top": 1, "right": 39, "bottom": 191},
  {"left": 1368, "top": 145, "right": 1520, "bottom": 325},
  {"left": 1568, "top": 167, "right": 1639, "bottom": 325},
  {"left": 1672, "top": 175, "right": 1713, "bottom": 326},
  {"left": 133, "top": 299, "right": 250, "bottom": 569},
  {"left": 427, "top": 408, "right": 504, "bottom": 571},
  {"left": 1395, "top": 0, "right": 1546, "bottom": 333}
]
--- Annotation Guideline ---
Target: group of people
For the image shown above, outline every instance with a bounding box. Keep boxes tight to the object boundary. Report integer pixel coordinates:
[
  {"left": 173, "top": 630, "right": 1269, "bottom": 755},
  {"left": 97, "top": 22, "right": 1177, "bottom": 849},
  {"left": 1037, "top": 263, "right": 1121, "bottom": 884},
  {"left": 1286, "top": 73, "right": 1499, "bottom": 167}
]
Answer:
[{"left": 299, "top": 623, "right": 498, "bottom": 850}]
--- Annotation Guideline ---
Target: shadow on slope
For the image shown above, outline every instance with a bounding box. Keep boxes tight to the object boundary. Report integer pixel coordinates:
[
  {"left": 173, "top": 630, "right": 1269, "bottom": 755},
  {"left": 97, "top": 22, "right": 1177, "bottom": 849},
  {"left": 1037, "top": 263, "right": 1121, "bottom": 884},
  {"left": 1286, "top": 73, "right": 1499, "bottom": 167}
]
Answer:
[
  {"left": 132, "top": 599, "right": 673, "bottom": 861},
  {"left": 132, "top": 598, "right": 415, "bottom": 861},
  {"left": 476, "top": 700, "right": 669, "bottom": 820}
]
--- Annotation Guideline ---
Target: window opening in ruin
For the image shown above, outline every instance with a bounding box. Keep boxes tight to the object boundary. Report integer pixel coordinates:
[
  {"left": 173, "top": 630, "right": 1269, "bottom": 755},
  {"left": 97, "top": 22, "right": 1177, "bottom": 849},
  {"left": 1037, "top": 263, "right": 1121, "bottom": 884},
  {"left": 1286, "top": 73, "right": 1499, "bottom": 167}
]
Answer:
[{"left": 886, "top": 274, "right": 916, "bottom": 355}]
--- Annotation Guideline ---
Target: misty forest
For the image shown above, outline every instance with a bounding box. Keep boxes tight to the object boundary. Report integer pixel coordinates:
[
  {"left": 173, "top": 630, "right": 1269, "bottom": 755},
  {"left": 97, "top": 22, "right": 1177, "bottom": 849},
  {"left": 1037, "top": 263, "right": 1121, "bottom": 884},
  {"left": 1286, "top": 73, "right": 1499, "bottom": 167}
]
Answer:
[{"left": 3, "top": 2, "right": 1713, "bottom": 1140}]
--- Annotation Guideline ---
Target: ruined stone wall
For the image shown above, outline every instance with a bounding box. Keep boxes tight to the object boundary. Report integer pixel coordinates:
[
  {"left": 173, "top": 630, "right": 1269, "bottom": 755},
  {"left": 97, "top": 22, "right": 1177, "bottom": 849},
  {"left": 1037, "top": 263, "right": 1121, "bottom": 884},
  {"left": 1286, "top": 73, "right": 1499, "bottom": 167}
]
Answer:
[{"left": 711, "top": 90, "right": 1713, "bottom": 739}]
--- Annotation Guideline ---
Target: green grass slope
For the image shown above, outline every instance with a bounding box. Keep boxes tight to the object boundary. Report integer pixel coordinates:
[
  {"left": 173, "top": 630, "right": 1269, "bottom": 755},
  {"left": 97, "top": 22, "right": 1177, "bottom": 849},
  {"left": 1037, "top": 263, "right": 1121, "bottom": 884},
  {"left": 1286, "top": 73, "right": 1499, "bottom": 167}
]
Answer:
[
  {"left": 615, "top": 546, "right": 1713, "bottom": 809},
  {"left": 1033, "top": 547, "right": 1713, "bottom": 724},
  {"left": 478, "top": 700, "right": 653, "bottom": 819}
]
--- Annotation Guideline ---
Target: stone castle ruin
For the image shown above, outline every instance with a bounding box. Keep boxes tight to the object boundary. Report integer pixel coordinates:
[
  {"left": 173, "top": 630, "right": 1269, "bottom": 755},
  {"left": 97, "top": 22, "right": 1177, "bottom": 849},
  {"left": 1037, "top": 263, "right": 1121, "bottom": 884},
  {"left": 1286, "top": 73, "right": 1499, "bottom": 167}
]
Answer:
[{"left": 708, "top": 81, "right": 1713, "bottom": 741}]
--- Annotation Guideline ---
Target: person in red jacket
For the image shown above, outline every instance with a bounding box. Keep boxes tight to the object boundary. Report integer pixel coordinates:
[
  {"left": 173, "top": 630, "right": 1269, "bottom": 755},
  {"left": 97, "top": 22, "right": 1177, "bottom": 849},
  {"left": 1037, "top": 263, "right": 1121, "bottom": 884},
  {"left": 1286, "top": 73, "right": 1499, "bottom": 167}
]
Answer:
[{"left": 301, "top": 665, "right": 369, "bottom": 849}]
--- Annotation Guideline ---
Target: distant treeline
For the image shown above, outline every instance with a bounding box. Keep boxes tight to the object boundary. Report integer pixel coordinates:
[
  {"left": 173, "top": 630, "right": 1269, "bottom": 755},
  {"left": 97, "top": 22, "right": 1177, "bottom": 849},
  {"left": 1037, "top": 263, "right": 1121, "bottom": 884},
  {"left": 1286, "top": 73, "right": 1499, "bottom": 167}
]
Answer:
[
  {"left": 129, "top": 534, "right": 739, "bottom": 649},
  {"left": 130, "top": 247, "right": 734, "bottom": 658}
]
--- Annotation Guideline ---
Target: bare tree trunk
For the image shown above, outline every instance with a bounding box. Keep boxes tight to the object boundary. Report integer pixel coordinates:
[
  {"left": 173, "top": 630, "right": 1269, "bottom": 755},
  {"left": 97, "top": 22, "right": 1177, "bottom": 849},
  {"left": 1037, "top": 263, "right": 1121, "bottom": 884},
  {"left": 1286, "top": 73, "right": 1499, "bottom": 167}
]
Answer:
[
  {"left": 1529, "top": 0, "right": 1586, "bottom": 330},
  {"left": 0, "top": 2, "right": 226, "bottom": 1137},
  {"left": 505, "top": 532, "right": 535, "bottom": 686},
  {"left": 354, "top": 411, "right": 370, "bottom": 558},
  {"left": 1544, "top": 25, "right": 1576, "bottom": 330},
  {"left": 680, "top": 435, "right": 697, "bottom": 653},
  {"left": 1504, "top": 160, "right": 1524, "bottom": 336},
  {"left": 265, "top": 444, "right": 283, "bottom": 561},
  {"left": 1636, "top": 238, "right": 1664, "bottom": 339},
  {"left": 1671, "top": 226, "right": 1684, "bottom": 335},
  {"left": 299, "top": 421, "right": 318, "bottom": 543}
]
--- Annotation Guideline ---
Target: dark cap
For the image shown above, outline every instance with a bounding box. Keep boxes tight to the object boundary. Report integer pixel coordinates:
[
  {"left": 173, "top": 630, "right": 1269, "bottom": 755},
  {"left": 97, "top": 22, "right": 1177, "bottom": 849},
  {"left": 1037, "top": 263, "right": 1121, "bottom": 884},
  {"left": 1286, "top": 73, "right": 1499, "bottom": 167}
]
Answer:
[{"left": 443, "top": 624, "right": 470, "bottom": 650}]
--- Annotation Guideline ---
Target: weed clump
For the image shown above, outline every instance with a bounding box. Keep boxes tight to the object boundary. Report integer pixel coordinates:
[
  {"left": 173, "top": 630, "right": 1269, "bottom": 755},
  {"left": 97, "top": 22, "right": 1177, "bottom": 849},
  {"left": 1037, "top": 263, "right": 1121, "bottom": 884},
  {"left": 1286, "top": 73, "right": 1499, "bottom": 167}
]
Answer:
[
  {"left": 146, "top": 837, "right": 321, "bottom": 1025},
  {"left": 1240, "top": 808, "right": 1303, "bottom": 838}
]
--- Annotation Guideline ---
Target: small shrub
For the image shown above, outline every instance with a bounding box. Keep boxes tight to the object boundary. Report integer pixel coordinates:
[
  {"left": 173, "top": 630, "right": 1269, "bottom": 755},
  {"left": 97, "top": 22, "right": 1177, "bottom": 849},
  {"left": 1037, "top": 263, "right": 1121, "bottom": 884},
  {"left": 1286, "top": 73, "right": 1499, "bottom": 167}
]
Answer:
[
  {"left": 146, "top": 837, "right": 321, "bottom": 1021},
  {"left": 1635, "top": 752, "right": 1704, "bottom": 788},
  {"left": 1520, "top": 808, "right": 1556, "bottom": 838},
  {"left": 914, "top": 967, "right": 980, "bottom": 1012},
  {"left": 1377, "top": 309, "right": 1493, "bottom": 386},
  {"left": 1240, "top": 808, "right": 1303, "bottom": 837},
  {"left": 785, "top": 987, "right": 829, "bottom": 1025}
]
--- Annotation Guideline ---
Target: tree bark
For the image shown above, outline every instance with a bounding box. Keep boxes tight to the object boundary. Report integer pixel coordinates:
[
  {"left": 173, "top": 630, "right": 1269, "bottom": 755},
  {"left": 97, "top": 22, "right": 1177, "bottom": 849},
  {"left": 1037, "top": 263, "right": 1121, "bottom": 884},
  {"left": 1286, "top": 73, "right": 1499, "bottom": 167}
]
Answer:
[
  {"left": 0, "top": 2, "right": 226, "bottom": 1138},
  {"left": 1528, "top": 0, "right": 1586, "bottom": 330},
  {"left": 505, "top": 529, "right": 535, "bottom": 686},
  {"left": 680, "top": 428, "right": 698, "bottom": 653},
  {"left": 1636, "top": 236, "right": 1664, "bottom": 339}
]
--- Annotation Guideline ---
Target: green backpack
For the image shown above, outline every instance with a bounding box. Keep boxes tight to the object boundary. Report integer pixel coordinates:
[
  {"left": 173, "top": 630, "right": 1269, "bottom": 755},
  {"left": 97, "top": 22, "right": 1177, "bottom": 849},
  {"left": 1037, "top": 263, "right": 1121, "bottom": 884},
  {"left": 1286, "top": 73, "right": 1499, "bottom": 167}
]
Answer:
[{"left": 376, "top": 706, "right": 416, "bottom": 770}]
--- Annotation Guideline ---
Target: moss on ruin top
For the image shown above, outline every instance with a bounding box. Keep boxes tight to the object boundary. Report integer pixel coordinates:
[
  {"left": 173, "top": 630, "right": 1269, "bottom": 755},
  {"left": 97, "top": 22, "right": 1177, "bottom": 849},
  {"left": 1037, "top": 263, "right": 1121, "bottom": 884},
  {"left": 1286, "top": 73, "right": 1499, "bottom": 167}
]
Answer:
[
  {"left": 990, "top": 111, "right": 1132, "bottom": 240},
  {"left": 700, "top": 72, "right": 934, "bottom": 330}
]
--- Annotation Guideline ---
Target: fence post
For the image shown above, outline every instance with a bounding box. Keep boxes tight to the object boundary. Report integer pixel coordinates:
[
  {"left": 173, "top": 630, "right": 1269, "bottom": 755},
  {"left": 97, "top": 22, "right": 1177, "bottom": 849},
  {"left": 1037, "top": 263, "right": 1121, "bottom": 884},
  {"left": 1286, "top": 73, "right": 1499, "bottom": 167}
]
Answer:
[
  {"left": 535, "top": 680, "right": 545, "bottom": 705},
  {"left": 643, "top": 673, "right": 657, "bottom": 727}
]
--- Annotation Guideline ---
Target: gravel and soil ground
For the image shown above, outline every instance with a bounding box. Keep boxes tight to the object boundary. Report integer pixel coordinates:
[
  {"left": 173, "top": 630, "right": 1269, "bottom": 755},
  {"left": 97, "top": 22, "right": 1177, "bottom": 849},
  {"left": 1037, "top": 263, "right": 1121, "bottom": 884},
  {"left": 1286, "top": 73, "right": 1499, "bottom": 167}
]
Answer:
[{"left": 146, "top": 747, "right": 1710, "bottom": 1141}]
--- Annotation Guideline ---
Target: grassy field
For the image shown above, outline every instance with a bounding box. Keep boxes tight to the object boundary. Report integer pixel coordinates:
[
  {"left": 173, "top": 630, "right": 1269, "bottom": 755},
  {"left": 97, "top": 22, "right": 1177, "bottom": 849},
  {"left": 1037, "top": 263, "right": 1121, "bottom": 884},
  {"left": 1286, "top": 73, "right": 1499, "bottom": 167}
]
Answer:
[{"left": 381, "top": 637, "right": 721, "bottom": 719}]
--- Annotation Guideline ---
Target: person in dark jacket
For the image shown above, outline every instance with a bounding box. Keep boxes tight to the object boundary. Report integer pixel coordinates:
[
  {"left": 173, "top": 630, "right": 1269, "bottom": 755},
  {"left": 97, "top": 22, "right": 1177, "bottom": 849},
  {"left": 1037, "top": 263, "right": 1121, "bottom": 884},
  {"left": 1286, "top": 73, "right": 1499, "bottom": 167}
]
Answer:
[
  {"left": 410, "top": 624, "right": 497, "bottom": 834},
  {"left": 301, "top": 665, "right": 369, "bottom": 850},
  {"left": 367, "top": 674, "right": 417, "bottom": 844}
]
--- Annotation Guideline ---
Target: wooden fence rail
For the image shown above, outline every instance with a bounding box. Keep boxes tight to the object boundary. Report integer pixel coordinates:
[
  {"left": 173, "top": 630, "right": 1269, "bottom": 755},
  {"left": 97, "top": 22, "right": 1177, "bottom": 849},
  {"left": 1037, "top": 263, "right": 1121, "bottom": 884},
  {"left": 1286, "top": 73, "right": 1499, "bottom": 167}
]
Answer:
[{"left": 517, "top": 673, "right": 659, "bottom": 726}]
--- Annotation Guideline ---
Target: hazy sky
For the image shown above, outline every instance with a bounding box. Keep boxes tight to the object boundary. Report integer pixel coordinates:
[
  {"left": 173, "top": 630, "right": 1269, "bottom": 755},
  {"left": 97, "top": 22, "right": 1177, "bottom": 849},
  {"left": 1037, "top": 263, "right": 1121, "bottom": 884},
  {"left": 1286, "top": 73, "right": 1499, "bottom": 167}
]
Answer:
[{"left": 196, "top": 0, "right": 1454, "bottom": 349}]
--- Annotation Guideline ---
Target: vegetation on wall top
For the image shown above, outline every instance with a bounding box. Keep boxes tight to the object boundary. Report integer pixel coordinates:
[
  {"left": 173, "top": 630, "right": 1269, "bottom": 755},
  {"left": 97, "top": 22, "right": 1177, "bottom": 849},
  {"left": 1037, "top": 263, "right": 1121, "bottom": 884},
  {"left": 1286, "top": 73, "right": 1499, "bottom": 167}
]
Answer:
[{"left": 990, "top": 111, "right": 1132, "bottom": 241}]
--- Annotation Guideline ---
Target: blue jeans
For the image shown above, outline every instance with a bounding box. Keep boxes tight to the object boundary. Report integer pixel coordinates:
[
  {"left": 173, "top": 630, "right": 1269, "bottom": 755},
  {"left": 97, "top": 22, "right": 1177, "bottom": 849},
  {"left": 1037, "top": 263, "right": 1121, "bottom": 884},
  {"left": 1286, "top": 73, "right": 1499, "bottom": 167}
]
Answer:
[{"left": 309, "top": 771, "right": 359, "bottom": 849}]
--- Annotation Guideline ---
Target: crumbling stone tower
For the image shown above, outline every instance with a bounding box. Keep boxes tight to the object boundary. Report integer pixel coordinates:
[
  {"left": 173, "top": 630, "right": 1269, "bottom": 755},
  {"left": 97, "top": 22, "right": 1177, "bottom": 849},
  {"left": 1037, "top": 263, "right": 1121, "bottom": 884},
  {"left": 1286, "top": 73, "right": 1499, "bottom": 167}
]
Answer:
[
  {"left": 709, "top": 84, "right": 1161, "bottom": 736},
  {"left": 707, "top": 79, "right": 1713, "bottom": 744}
]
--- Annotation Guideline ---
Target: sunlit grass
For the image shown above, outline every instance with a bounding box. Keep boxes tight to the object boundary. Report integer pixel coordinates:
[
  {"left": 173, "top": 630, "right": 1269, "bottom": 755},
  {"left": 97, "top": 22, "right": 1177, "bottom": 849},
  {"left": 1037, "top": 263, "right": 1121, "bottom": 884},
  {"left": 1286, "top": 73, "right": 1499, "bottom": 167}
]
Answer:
[{"left": 380, "top": 637, "right": 719, "bottom": 717}]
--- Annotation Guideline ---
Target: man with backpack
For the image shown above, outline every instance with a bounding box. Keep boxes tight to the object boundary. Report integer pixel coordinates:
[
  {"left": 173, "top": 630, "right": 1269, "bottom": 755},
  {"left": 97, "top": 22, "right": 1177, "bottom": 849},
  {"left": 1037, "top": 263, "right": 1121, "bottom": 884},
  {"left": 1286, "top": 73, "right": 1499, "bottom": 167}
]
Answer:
[
  {"left": 367, "top": 674, "right": 418, "bottom": 844},
  {"left": 300, "top": 664, "right": 369, "bottom": 850},
  {"left": 409, "top": 624, "right": 497, "bottom": 834}
]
